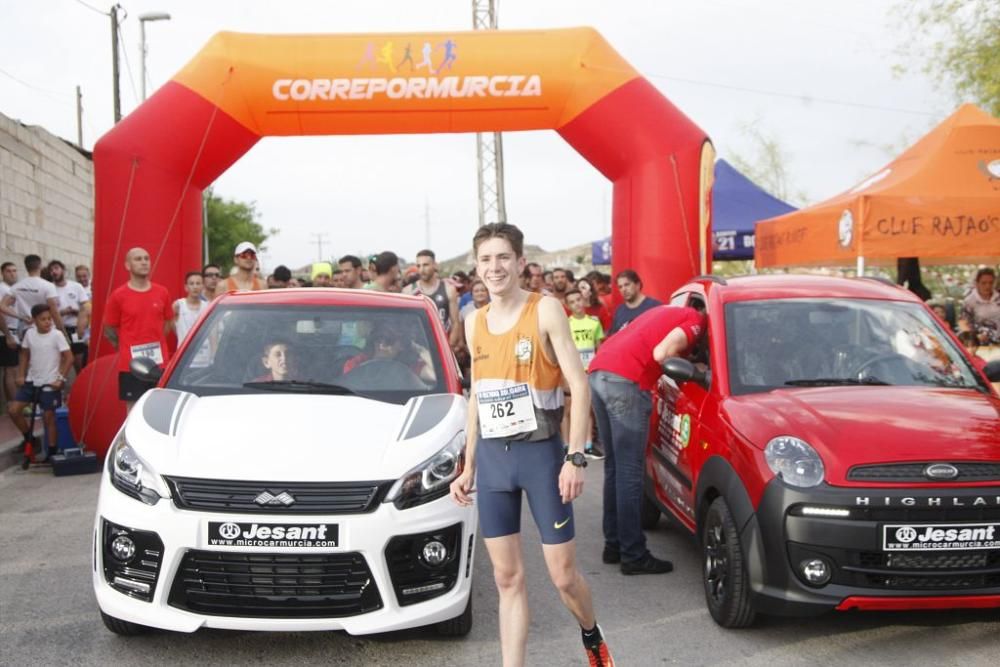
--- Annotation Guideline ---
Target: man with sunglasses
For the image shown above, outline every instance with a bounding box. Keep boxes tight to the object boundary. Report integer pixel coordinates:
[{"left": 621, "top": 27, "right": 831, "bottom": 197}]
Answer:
[
  {"left": 221, "top": 242, "right": 264, "bottom": 294},
  {"left": 201, "top": 263, "right": 222, "bottom": 301}
]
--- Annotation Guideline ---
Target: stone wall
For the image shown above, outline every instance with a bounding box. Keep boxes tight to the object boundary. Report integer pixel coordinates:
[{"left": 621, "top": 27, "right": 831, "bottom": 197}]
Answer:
[{"left": 0, "top": 111, "right": 94, "bottom": 271}]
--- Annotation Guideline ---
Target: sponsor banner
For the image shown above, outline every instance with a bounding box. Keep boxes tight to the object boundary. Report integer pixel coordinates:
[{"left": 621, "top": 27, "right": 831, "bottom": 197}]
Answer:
[
  {"left": 883, "top": 522, "right": 1000, "bottom": 551},
  {"left": 208, "top": 522, "right": 339, "bottom": 548}
]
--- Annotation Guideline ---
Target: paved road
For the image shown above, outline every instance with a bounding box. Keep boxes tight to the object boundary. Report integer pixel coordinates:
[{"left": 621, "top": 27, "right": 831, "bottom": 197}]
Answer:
[{"left": 1, "top": 464, "right": 997, "bottom": 666}]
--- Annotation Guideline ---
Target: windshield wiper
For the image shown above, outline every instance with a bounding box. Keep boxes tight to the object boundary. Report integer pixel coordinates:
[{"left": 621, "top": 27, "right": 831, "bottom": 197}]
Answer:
[
  {"left": 784, "top": 377, "right": 891, "bottom": 387},
  {"left": 242, "top": 380, "right": 357, "bottom": 395}
]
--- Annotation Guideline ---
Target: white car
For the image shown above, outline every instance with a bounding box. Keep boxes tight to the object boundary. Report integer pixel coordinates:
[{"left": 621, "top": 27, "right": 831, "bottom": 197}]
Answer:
[{"left": 93, "top": 289, "right": 476, "bottom": 636}]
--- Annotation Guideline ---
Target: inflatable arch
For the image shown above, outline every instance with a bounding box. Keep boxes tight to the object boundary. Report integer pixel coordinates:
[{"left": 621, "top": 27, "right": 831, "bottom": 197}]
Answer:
[{"left": 72, "top": 28, "right": 712, "bottom": 453}]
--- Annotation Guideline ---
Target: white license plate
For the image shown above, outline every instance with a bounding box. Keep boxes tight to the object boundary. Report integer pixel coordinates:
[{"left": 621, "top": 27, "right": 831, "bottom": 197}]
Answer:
[
  {"left": 882, "top": 522, "right": 1000, "bottom": 551},
  {"left": 208, "top": 521, "right": 339, "bottom": 548}
]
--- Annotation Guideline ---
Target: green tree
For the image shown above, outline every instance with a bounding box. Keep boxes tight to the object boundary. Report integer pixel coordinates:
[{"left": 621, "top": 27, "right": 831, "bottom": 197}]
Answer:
[
  {"left": 894, "top": 1, "right": 1000, "bottom": 116},
  {"left": 728, "top": 121, "right": 809, "bottom": 206},
  {"left": 204, "top": 190, "right": 278, "bottom": 271}
]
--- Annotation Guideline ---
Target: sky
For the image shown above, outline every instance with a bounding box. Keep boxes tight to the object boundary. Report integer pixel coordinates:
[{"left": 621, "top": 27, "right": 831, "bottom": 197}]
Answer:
[{"left": 2, "top": 0, "right": 957, "bottom": 270}]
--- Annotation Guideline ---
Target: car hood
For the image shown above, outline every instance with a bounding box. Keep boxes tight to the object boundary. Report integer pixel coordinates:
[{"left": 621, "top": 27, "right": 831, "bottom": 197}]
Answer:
[
  {"left": 723, "top": 386, "right": 1000, "bottom": 483},
  {"left": 124, "top": 389, "right": 466, "bottom": 482}
]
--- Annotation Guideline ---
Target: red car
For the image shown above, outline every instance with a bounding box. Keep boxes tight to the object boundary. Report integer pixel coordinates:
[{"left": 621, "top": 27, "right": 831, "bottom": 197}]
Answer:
[{"left": 642, "top": 274, "right": 1000, "bottom": 627}]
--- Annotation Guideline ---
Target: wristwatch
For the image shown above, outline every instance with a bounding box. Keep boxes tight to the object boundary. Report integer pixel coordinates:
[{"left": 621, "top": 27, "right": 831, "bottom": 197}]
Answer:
[{"left": 565, "top": 451, "right": 588, "bottom": 468}]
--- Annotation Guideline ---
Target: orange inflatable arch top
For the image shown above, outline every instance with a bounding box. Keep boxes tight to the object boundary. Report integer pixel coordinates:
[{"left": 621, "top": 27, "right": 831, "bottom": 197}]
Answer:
[{"left": 75, "top": 28, "right": 712, "bottom": 453}]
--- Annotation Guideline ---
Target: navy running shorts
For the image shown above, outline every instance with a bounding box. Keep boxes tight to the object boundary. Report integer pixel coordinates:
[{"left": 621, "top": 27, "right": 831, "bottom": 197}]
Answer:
[{"left": 475, "top": 436, "right": 575, "bottom": 545}]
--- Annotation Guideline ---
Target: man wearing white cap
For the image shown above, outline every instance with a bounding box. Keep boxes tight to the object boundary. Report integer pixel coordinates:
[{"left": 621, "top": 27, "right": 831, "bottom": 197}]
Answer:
[{"left": 220, "top": 242, "right": 264, "bottom": 294}]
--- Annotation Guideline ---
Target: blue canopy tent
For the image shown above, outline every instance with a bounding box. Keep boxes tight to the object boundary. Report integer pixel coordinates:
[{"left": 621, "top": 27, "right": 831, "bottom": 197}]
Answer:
[{"left": 591, "top": 159, "right": 796, "bottom": 264}]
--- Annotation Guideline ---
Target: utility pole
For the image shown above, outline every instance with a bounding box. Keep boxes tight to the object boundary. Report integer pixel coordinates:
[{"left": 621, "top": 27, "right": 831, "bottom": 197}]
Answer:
[
  {"left": 472, "top": 0, "right": 507, "bottom": 227},
  {"left": 310, "top": 233, "right": 330, "bottom": 261},
  {"left": 75, "top": 86, "right": 83, "bottom": 148},
  {"left": 110, "top": 4, "right": 121, "bottom": 123}
]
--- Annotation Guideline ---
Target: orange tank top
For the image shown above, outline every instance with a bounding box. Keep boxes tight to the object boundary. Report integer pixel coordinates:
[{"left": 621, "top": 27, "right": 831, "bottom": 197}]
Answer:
[{"left": 472, "top": 292, "right": 564, "bottom": 441}]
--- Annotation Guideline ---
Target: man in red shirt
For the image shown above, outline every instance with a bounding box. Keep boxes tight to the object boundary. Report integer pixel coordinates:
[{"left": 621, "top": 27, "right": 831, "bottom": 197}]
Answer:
[
  {"left": 104, "top": 247, "right": 175, "bottom": 411},
  {"left": 588, "top": 304, "right": 705, "bottom": 574}
]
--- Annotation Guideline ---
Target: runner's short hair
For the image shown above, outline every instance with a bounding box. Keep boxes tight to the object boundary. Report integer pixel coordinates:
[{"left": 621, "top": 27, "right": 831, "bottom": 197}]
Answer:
[
  {"left": 373, "top": 251, "right": 399, "bottom": 276},
  {"left": 24, "top": 255, "right": 42, "bottom": 272},
  {"left": 416, "top": 249, "right": 435, "bottom": 261},
  {"left": 473, "top": 223, "right": 524, "bottom": 258},
  {"left": 48, "top": 260, "right": 65, "bottom": 272},
  {"left": 616, "top": 269, "right": 641, "bottom": 286},
  {"left": 2, "top": 261, "right": 15, "bottom": 273},
  {"left": 564, "top": 288, "right": 582, "bottom": 299},
  {"left": 338, "top": 255, "right": 362, "bottom": 269},
  {"left": 184, "top": 271, "right": 202, "bottom": 283},
  {"left": 974, "top": 267, "right": 996, "bottom": 282},
  {"left": 273, "top": 265, "right": 292, "bottom": 282},
  {"left": 31, "top": 303, "right": 51, "bottom": 318}
]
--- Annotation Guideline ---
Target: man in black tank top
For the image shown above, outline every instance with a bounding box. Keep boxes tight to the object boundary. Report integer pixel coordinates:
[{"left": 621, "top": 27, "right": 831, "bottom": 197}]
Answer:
[{"left": 406, "top": 249, "right": 462, "bottom": 351}]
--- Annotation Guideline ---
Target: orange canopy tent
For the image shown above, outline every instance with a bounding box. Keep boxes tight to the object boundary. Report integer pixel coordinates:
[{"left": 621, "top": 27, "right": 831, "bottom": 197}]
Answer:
[{"left": 755, "top": 104, "right": 1000, "bottom": 271}]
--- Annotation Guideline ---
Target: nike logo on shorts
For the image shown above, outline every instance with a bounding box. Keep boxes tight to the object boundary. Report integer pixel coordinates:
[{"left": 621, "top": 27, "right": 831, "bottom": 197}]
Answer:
[{"left": 554, "top": 517, "right": 570, "bottom": 529}]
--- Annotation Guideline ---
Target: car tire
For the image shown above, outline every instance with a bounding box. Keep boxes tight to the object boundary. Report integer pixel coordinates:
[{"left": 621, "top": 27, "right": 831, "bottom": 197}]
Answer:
[
  {"left": 435, "top": 594, "right": 473, "bottom": 637},
  {"left": 100, "top": 610, "right": 150, "bottom": 636},
  {"left": 641, "top": 492, "right": 661, "bottom": 530},
  {"left": 701, "top": 497, "right": 756, "bottom": 628}
]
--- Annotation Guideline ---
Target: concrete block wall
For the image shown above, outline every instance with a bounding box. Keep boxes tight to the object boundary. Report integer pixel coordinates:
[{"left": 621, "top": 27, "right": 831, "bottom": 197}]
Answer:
[{"left": 0, "top": 111, "right": 94, "bottom": 271}]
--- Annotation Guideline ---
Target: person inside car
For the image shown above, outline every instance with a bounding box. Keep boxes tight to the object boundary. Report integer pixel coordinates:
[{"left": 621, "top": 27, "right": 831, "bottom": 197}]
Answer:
[
  {"left": 342, "top": 325, "right": 435, "bottom": 383},
  {"left": 254, "top": 338, "right": 295, "bottom": 382}
]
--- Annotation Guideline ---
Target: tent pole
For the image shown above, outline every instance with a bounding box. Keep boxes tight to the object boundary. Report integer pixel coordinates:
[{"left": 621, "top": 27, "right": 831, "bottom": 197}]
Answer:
[{"left": 856, "top": 256, "right": 865, "bottom": 276}]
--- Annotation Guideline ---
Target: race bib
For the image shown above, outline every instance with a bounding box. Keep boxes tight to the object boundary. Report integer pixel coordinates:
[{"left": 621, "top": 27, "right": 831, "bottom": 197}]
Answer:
[
  {"left": 130, "top": 342, "right": 163, "bottom": 364},
  {"left": 477, "top": 383, "right": 538, "bottom": 439},
  {"left": 578, "top": 348, "right": 595, "bottom": 370}
]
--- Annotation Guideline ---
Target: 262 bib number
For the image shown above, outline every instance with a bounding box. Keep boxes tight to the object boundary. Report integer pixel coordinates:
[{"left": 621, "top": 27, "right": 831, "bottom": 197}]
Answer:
[{"left": 477, "top": 383, "right": 538, "bottom": 439}]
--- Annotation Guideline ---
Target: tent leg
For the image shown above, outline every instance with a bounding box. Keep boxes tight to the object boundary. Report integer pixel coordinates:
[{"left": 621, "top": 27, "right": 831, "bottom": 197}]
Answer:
[{"left": 856, "top": 256, "right": 865, "bottom": 276}]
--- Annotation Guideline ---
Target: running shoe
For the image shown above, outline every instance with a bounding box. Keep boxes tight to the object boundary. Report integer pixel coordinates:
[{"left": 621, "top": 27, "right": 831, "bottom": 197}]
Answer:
[
  {"left": 583, "top": 624, "right": 615, "bottom": 667},
  {"left": 584, "top": 442, "right": 605, "bottom": 460}
]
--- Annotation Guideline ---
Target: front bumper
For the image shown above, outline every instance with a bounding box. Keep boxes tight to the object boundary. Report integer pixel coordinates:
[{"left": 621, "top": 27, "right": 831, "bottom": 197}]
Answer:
[
  {"left": 744, "top": 480, "right": 1000, "bottom": 616},
  {"left": 92, "top": 471, "right": 478, "bottom": 634}
]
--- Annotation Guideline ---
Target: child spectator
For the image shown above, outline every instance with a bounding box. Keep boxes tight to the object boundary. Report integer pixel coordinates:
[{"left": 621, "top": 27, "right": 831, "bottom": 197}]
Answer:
[
  {"left": 173, "top": 272, "right": 206, "bottom": 346},
  {"left": 8, "top": 304, "right": 72, "bottom": 461},
  {"left": 565, "top": 288, "right": 605, "bottom": 459}
]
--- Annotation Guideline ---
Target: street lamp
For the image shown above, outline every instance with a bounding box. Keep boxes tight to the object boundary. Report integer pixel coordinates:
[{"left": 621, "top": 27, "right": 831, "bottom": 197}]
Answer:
[{"left": 139, "top": 11, "right": 171, "bottom": 101}]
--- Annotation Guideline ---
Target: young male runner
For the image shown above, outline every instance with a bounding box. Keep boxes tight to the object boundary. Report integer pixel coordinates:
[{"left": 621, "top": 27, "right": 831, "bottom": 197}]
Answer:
[{"left": 450, "top": 223, "right": 614, "bottom": 667}]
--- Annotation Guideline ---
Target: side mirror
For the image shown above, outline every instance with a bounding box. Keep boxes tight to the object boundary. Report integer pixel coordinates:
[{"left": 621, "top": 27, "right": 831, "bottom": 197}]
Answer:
[
  {"left": 130, "top": 356, "right": 163, "bottom": 383},
  {"left": 662, "top": 357, "right": 708, "bottom": 387},
  {"left": 984, "top": 359, "right": 1000, "bottom": 383}
]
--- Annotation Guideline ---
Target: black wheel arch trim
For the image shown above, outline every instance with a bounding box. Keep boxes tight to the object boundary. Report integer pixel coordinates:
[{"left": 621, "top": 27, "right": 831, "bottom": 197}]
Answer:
[{"left": 695, "top": 456, "right": 756, "bottom": 534}]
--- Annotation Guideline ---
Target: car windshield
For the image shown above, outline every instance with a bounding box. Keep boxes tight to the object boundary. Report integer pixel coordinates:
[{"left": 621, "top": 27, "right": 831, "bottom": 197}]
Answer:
[
  {"left": 725, "top": 298, "right": 987, "bottom": 395},
  {"left": 166, "top": 304, "right": 446, "bottom": 404}
]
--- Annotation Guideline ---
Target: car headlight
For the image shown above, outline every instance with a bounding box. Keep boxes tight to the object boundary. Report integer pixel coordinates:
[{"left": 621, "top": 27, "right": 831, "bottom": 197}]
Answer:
[
  {"left": 385, "top": 432, "right": 465, "bottom": 510},
  {"left": 765, "top": 436, "right": 825, "bottom": 488},
  {"left": 109, "top": 433, "right": 168, "bottom": 505}
]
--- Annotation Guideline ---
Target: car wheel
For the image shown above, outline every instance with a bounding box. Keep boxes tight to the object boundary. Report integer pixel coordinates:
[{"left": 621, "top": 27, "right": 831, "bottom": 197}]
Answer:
[
  {"left": 701, "top": 497, "right": 756, "bottom": 628},
  {"left": 100, "top": 610, "right": 150, "bottom": 636},
  {"left": 641, "top": 493, "right": 661, "bottom": 530},
  {"left": 435, "top": 594, "right": 473, "bottom": 637}
]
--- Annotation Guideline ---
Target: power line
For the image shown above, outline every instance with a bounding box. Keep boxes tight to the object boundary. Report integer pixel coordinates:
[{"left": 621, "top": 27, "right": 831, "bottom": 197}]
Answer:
[
  {"left": 72, "top": 0, "right": 110, "bottom": 15},
  {"left": 645, "top": 72, "right": 937, "bottom": 117},
  {"left": 0, "top": 66, "right": 72, "bottom": 99}
]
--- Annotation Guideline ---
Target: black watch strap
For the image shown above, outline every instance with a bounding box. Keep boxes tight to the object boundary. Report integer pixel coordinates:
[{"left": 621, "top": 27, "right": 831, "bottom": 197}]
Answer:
[{"left": 565, "top": 452, "right": 588, "bottom": 468}]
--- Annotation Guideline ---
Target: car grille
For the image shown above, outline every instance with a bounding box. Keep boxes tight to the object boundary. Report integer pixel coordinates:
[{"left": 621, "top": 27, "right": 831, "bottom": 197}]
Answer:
[
  {"left": 857, "top": 551, "right": 997, "bottom": 570},
  {"left": 847, "top": 462, "right": 1000, "bottom": 483},
  {"left": 790, "top": 543, "right": 1000, "bottom": 592},
  {"left": 168, "top": 550, "right": 382, "bottom": 618},
  {"left": 862, "top": 573, "right": 1000, "bottom": 590},
  {"left": 163, "top": 476, "right": 393, "bottom": 514}
]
